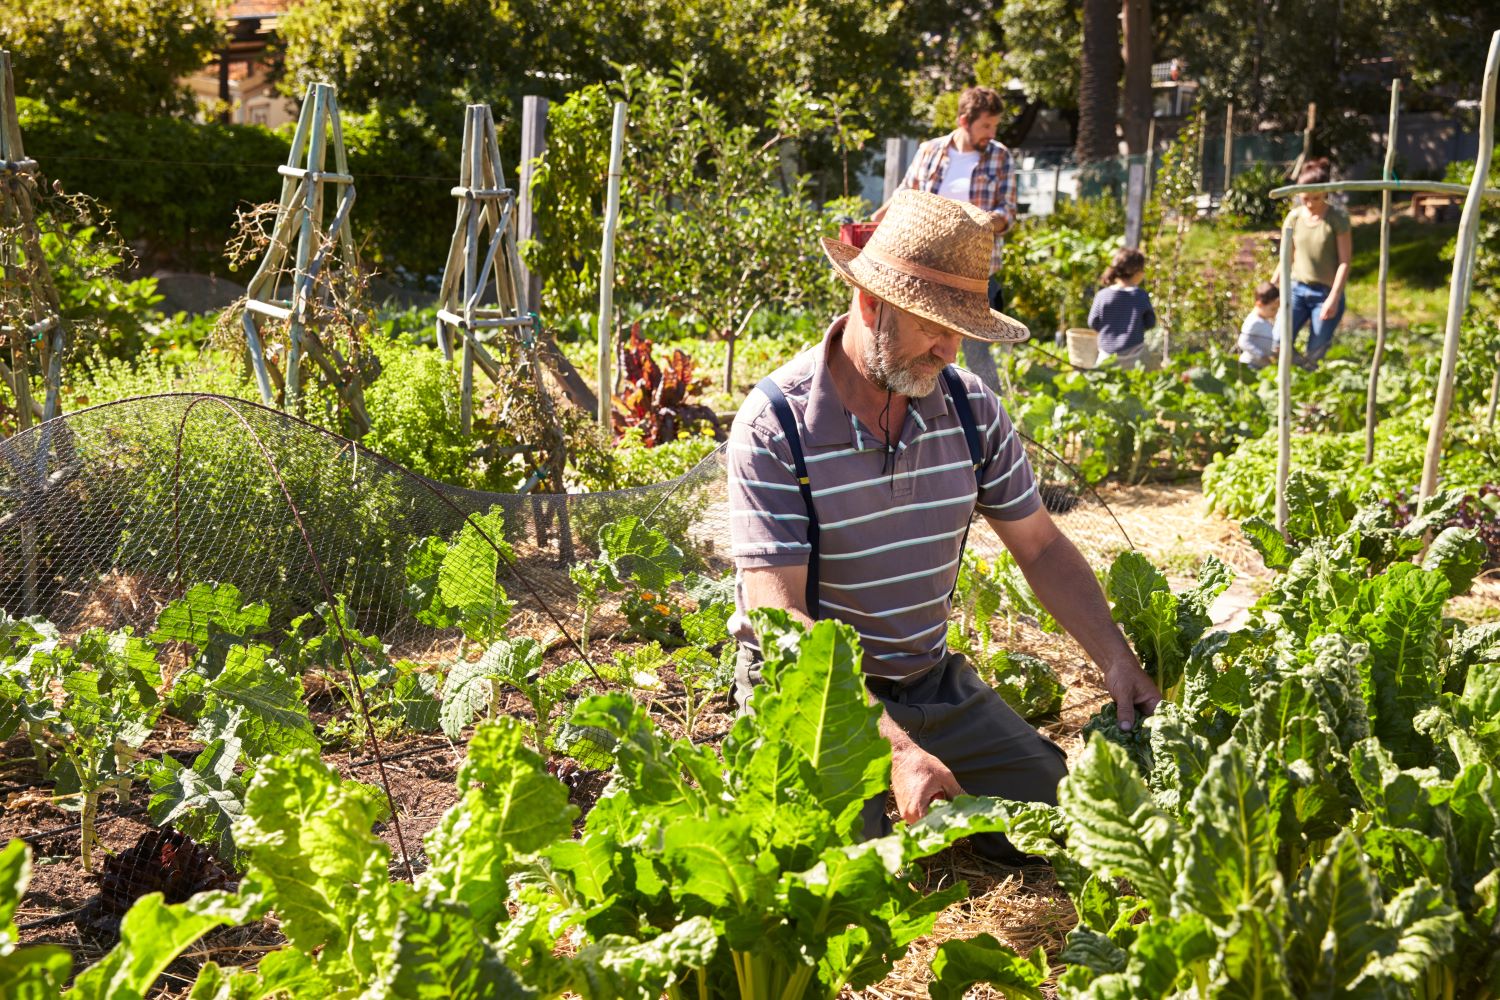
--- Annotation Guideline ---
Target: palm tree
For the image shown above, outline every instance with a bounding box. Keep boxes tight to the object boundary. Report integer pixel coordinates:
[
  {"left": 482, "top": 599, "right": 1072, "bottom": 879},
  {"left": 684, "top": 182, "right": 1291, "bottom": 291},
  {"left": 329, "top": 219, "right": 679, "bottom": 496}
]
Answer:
[
  {"left": 1121, "top": 0, "right": 1153, "bottom": 154},
  {"left": 1077, "top": 0, "right": 1122, "bottom": 162}
]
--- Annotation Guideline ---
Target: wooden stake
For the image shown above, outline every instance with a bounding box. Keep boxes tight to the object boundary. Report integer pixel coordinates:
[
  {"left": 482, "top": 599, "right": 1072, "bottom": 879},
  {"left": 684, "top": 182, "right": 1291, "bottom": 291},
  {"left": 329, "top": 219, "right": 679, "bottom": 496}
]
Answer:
[
  {"left": 1222, "top": 102, "right": 1234, "bottom": 195},
  {"left": 597, "top": 101, "right": 627, "bottom": 430},
  {"left": 1275, "top": 210, "right": 1296, "bottom": 535},
  {"left": 1195, "top": 108, "right": 1206, "bottom": 195},
  {"left": 1290, "top": 102, "right": 1316, "bottom": 181},
  {"left": 1487, "top": 351, "right": 1500, "bottom": 430},
  {"left": 1419, "top": 31, "right": 1500, "bottom": 507},
  {"left": 1365, "top": 80, "right": 1400, "bottom": 464},
  {"left": 517, "top": 96, "right": 548, "bottom": 315},
  {"left": 1144, "top": 117, "right": 1157, "bottom": 204}
]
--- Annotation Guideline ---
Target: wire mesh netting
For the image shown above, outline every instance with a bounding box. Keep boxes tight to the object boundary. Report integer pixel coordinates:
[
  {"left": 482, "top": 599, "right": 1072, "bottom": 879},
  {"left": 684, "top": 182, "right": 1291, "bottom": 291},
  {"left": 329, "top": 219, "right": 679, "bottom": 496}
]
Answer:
[
  {"left": 0, "top": 391, "right": 1130, "bottom": 960},
  {"left": 0, "top": 392, "right": 1130, "bottom": 641}
]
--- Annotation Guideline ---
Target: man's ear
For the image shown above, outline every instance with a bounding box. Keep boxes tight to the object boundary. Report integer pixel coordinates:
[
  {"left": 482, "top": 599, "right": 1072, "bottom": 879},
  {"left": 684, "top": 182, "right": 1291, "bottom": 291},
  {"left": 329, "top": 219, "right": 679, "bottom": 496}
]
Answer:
[{"left": 855, "top": 287, "right": 880, "bottom": 326}]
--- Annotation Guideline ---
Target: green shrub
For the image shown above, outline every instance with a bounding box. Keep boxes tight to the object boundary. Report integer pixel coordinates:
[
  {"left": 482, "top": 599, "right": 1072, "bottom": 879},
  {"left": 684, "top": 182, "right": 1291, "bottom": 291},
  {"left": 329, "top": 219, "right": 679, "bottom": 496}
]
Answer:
[
  {"left": 19, "top": 99, "right": 463, "bottom": 279},
  {"left": 1222, "top": 162, "right": 1284, "bottom": 228},
  {"left": 361, "top": 339, "right": 530, "bottom": 491}
]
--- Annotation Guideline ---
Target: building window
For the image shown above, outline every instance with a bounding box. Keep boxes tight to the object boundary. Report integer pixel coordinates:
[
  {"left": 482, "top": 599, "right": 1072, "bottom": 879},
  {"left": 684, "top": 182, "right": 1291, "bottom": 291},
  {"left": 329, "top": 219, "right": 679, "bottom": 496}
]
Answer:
[{"left": 247, "top": 102, "right": 269, "bottom": 125}]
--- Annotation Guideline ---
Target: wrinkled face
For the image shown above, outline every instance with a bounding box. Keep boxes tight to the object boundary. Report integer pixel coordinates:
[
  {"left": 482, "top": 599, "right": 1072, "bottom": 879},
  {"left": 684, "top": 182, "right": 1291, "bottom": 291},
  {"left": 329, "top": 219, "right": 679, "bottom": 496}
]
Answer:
[
  {"left": 959, "top": 112, "right": 1001, "bottom": 147},
  {"left": 864, "top": 301, "right": 963, "bottom": 397}
]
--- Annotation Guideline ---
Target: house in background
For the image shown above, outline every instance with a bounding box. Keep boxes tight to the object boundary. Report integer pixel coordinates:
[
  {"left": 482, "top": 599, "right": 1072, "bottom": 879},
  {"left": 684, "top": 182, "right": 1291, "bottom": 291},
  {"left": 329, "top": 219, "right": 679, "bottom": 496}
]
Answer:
[{"left": 186, "top": 1, "right": 299, "bottom": 128}]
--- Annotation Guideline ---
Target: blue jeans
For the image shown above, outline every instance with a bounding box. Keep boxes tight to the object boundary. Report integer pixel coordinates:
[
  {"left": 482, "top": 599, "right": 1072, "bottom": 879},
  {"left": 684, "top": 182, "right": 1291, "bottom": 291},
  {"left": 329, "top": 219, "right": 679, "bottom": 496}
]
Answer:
[{"left": 1289, "top": 282, "right": 1344, "bottom": 366}]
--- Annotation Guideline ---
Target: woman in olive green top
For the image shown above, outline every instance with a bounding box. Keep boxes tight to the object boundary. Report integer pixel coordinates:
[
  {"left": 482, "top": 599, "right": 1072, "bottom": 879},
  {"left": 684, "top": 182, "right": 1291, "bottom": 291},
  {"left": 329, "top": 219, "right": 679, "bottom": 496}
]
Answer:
[{"left": 1270, "top": 158, "right": 1352, "bottom": 368}]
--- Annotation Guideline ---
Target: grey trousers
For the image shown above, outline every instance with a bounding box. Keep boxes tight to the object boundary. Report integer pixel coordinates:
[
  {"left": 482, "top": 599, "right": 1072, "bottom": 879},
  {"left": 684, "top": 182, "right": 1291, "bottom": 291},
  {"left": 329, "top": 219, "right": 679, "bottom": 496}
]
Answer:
[{"left": 735, "top": 646, "right": 1069, "bottom": 862}]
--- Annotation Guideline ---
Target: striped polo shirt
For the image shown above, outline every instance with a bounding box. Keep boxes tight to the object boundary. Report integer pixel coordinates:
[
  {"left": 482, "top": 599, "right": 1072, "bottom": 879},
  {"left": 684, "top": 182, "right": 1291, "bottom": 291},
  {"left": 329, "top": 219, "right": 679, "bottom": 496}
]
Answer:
[{"left": 728, "top": 315, "right": 1041, "bottom": 680}]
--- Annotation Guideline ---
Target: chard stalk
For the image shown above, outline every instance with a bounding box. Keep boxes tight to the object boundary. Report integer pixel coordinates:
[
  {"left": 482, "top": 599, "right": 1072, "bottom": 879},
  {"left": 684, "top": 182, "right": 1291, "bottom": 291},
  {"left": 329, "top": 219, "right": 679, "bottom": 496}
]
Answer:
[
  {"left": 80, "top": 789, "right": 98, "bottom": 872},
  {"left": 26, "top": 720, "right": 49, "bottom": 775},
  {"left": 113, "top": 737, "right": 133, "bottom": 802}
]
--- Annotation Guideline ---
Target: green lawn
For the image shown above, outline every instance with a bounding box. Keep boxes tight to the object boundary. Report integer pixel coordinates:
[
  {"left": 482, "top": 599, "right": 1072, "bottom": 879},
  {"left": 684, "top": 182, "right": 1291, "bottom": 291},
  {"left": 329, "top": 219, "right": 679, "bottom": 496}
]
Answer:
[
  {"left": 1180, "top": 214, "right": 1460, "bottom": 328},
  {"left": 1343, "top": 216, "right": 1459, "bottom": 327}
]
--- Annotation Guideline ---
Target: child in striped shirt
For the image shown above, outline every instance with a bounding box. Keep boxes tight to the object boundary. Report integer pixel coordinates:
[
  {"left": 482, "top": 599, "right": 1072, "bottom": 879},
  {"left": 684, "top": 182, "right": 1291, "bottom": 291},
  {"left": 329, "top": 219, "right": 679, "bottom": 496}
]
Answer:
[{"left": 1087, "top": 249, "right": 1156, "bottom": 369}]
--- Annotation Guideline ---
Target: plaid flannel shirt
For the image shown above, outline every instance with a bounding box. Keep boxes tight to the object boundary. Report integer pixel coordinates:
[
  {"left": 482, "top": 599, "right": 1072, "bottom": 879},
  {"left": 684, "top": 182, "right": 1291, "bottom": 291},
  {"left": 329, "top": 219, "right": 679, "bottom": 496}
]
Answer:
[{"left": 900, "top": 130, "right": 1017, "bottom": 276}]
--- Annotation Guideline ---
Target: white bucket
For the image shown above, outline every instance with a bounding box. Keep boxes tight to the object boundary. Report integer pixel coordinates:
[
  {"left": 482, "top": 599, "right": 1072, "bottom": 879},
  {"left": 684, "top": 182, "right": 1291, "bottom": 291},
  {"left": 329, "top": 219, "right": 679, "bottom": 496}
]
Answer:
[{"left": 1066, "top": 328, "right": 1099, "bottom": 368}]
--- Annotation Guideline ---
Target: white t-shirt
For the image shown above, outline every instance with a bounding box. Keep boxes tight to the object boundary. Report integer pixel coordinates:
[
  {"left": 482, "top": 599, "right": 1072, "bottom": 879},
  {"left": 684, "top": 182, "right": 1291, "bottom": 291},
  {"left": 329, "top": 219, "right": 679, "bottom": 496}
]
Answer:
[
  {"left": 1238, "top": 309, "right": 1279, "bottom": 361},
  {"left": 936, "top": 150, "right": 980, "bottom": 203}
]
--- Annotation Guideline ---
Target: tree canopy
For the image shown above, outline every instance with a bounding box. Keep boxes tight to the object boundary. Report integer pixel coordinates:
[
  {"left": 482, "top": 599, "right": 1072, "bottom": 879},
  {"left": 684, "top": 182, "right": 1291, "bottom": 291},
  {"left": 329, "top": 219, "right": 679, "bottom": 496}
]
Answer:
[
  {"left": 0, "top": 0, "right": 222, "bottom": 117},
  {"left": 277, "top": 0, "right": 914, "bottom": 140}
]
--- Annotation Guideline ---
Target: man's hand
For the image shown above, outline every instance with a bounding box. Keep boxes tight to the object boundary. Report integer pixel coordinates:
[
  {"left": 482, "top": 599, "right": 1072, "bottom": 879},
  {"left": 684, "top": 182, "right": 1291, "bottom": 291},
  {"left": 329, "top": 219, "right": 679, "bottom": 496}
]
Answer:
[
  {"left": 1102, "top": 655, "right": 1162, "bottom": 732},
  {"left": 890, "top": 744, "right": 965, "bottom": 824},
  {"left": 988, "top": 210, "right": 1010, "bottom": 235}
]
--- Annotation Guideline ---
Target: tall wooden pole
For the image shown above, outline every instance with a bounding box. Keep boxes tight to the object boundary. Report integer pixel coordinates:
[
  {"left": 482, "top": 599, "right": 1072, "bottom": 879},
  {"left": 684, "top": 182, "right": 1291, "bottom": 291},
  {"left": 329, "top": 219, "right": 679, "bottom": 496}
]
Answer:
[
  {"left": 596, "top": 101, "right": 627, "bottom": 430},
  {"left": 1419, "top": 31, "right": 1500, "bottom": 507},
  {"left": 1365, "top": 80, "right": 1400, "bottom": 464},
  {"left": 1195, "top": 108, "right": 1207, "bottom": 195},
  {"left": 517, "top": 96, "right": 548, "bottom": 314},
  {"left": 1222, "top": 102, "right": 1234, "bottom": 194},
  {"left": 1290, "top": 103, "right": 1316, "bottom": 181},
  {"left": 1144, "top": 117, "right": 1157, "bottom": 204},
  {"left": 1488, "top": 351, "right": 1500, "bottom": 430},
  {"left": 1275, "top": 210, "right": 1296, "bottom": 535}
]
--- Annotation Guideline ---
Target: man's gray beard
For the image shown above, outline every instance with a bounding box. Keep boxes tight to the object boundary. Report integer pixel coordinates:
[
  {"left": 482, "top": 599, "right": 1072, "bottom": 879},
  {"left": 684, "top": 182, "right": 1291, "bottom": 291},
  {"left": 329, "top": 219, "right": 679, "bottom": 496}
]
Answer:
[{"left": 865, "top": 316, "right": 941, "bottom": 397}]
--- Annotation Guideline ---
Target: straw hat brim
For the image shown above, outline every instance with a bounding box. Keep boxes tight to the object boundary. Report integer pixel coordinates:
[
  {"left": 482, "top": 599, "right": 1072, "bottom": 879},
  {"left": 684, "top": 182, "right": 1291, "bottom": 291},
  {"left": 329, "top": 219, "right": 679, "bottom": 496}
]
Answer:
[{"left": 821, "top": 237, "right": 1030, "bottom": 344}]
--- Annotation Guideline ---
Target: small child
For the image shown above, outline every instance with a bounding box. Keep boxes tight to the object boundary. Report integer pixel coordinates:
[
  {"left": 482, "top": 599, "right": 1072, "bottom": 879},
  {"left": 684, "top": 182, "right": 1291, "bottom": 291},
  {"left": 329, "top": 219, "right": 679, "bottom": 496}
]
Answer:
[
  {"left": 1087, "top": 249, "right": 1156, "bottom": 369},
  {"left": 1238, "top": 283, "right": 1280, "bottom": 368}
]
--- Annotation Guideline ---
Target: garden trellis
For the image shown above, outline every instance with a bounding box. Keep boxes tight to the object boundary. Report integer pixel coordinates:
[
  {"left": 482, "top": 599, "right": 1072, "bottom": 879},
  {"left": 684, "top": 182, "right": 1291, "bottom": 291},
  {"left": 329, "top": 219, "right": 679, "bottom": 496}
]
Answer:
[
  {"left": 1269, "top": 29, "right": 1500, "bottom": 533},
  {"left": 238, "top": 82, "right": 372, "bottom": 436},
  {"left": 433, "top": 104, "right": 571, "bottom": 523},
  {"left": 0, "top": 50, "right": 65, "bottom": 431}
]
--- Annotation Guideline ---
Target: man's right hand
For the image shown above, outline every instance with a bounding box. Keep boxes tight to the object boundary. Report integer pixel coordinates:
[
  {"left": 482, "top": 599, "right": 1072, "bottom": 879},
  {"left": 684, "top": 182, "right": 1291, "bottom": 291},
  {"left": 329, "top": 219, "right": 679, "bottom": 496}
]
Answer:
[{"left": 890, "top": 743, "right": 965, "bottom": 824}]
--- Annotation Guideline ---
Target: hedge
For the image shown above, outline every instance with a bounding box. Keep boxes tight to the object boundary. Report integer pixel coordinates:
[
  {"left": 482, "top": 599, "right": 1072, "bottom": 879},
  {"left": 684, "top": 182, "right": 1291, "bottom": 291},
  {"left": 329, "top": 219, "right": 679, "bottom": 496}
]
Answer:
[{"left": 18, "top": 99, "right": 487, "bottom": 281}]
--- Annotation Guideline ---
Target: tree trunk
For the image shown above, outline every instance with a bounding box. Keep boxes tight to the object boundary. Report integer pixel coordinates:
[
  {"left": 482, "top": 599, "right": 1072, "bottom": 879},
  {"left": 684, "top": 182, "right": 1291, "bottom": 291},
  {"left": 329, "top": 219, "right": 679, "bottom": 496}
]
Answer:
[
  {"left": 1121, "top": 0, "right": 1152, "bottom": 154},
  {"left": 1077, "top": 0, "right": 1123, "bottom": 162}
]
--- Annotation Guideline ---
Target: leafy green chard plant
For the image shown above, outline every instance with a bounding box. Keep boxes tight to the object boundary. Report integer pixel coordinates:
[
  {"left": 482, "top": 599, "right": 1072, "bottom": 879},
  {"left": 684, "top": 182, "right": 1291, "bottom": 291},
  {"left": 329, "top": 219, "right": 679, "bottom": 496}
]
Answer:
[
  {"left": 602, "top": 597, "right": 737, "bottom": 738},
  {"left": 529, "top": 610, "right": 1047, "bottom": 1000},
  {"left": 280, "top": 595, "right": 440, "bottom": 745},
  {"left": 43, "top": 629, "right": 164, "bottom": 872},
  {"left": 0, "top": 613, "right": 63, "bottom": 778},
  {"left": 404, "top": 507, "right": 516, "bottom": 647},
  {"left": 948, "top": 552, "right": 1065, "bottom": 719},
  {"left": 951, "top": 472, "right": 1500, "bottom": 997},
  {"left": 132, "top": 582, "right": 320, "bottom": 865},
  {"left": 441, "top": 636, "right": 590, "bottom": 753}
]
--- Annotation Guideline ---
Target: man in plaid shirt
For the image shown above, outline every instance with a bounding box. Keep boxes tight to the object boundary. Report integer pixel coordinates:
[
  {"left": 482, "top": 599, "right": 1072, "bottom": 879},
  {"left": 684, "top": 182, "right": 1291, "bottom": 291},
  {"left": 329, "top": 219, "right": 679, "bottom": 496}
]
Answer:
[{"left": 873, "top": 86, "right": 1017, "bottom": 315}]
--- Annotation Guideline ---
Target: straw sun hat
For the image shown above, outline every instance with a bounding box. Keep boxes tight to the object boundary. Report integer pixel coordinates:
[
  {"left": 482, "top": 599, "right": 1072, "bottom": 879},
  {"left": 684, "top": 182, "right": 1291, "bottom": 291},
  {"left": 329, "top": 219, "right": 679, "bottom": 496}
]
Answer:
[{"left": 821, "top": 189, "right": 1030, "bottom": 344}]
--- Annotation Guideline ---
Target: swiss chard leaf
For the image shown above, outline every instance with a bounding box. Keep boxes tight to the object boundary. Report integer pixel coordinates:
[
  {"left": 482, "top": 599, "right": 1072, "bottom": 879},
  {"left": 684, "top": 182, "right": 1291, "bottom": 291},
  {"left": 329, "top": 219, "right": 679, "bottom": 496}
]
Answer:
[
  {"left": 597, "top": 516, "right": 685, "bottom": 594},
  {"left": 1058, "top": 735, "right": 1179, "bottom": 913},
  {"left": 927, "top": 934, "right": 1047, "bottom": 1000},
  {"left": 422, "top": 718, "right": 576, "bottom": 932},
  {"left": 70, "top": 891, "right": 255, "bottom": 1000},
  {"left": 1172, "top": 744, "right": 1281, "bottom": 929}
]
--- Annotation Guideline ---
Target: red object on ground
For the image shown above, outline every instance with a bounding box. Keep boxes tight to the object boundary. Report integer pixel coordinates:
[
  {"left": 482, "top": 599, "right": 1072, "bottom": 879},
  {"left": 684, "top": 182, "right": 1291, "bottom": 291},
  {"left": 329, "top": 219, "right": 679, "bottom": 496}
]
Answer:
[{"left": 838, "top": 222, "right": 879, "bottom": 248}]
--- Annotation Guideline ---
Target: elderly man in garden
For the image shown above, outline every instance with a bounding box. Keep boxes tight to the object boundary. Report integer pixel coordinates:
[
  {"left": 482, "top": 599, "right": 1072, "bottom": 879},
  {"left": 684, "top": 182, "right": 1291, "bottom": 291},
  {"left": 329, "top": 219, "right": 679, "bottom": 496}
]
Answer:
[{"left": 727, "top": 189, "right": 1161, "bottom": 861}]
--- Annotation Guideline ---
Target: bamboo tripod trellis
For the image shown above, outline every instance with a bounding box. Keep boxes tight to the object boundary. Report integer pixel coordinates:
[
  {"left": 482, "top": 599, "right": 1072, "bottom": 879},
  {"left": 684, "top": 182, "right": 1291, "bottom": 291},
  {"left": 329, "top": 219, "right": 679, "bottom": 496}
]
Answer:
[
  {"left": 1269, "top": 30, "right": 1500, "bottom": 533},
  {"left": 434, "top": 104, "right": 571, "bottom": 555},
  {"left": 240, "top": 83, "right": 371, "bottom": 436},
  {"left": 0, "top": 51, "right": 65, "bottom": 432},
  {"left": 0, "top": 49, "right": 73, "bottom": 616}
]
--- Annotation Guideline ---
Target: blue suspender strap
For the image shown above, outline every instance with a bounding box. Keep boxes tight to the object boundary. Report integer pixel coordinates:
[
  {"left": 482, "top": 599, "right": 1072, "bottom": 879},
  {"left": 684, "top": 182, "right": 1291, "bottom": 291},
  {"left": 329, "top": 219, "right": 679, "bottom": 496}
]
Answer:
[
  {"left": 940, "top": 366, "right": 984, "bottom": 481},
  {"left": 941, "top": 366, "right": 985, "bottom": 600},
  {"left": 755, "top": 377, "right": 820, "bottom": 619}
]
